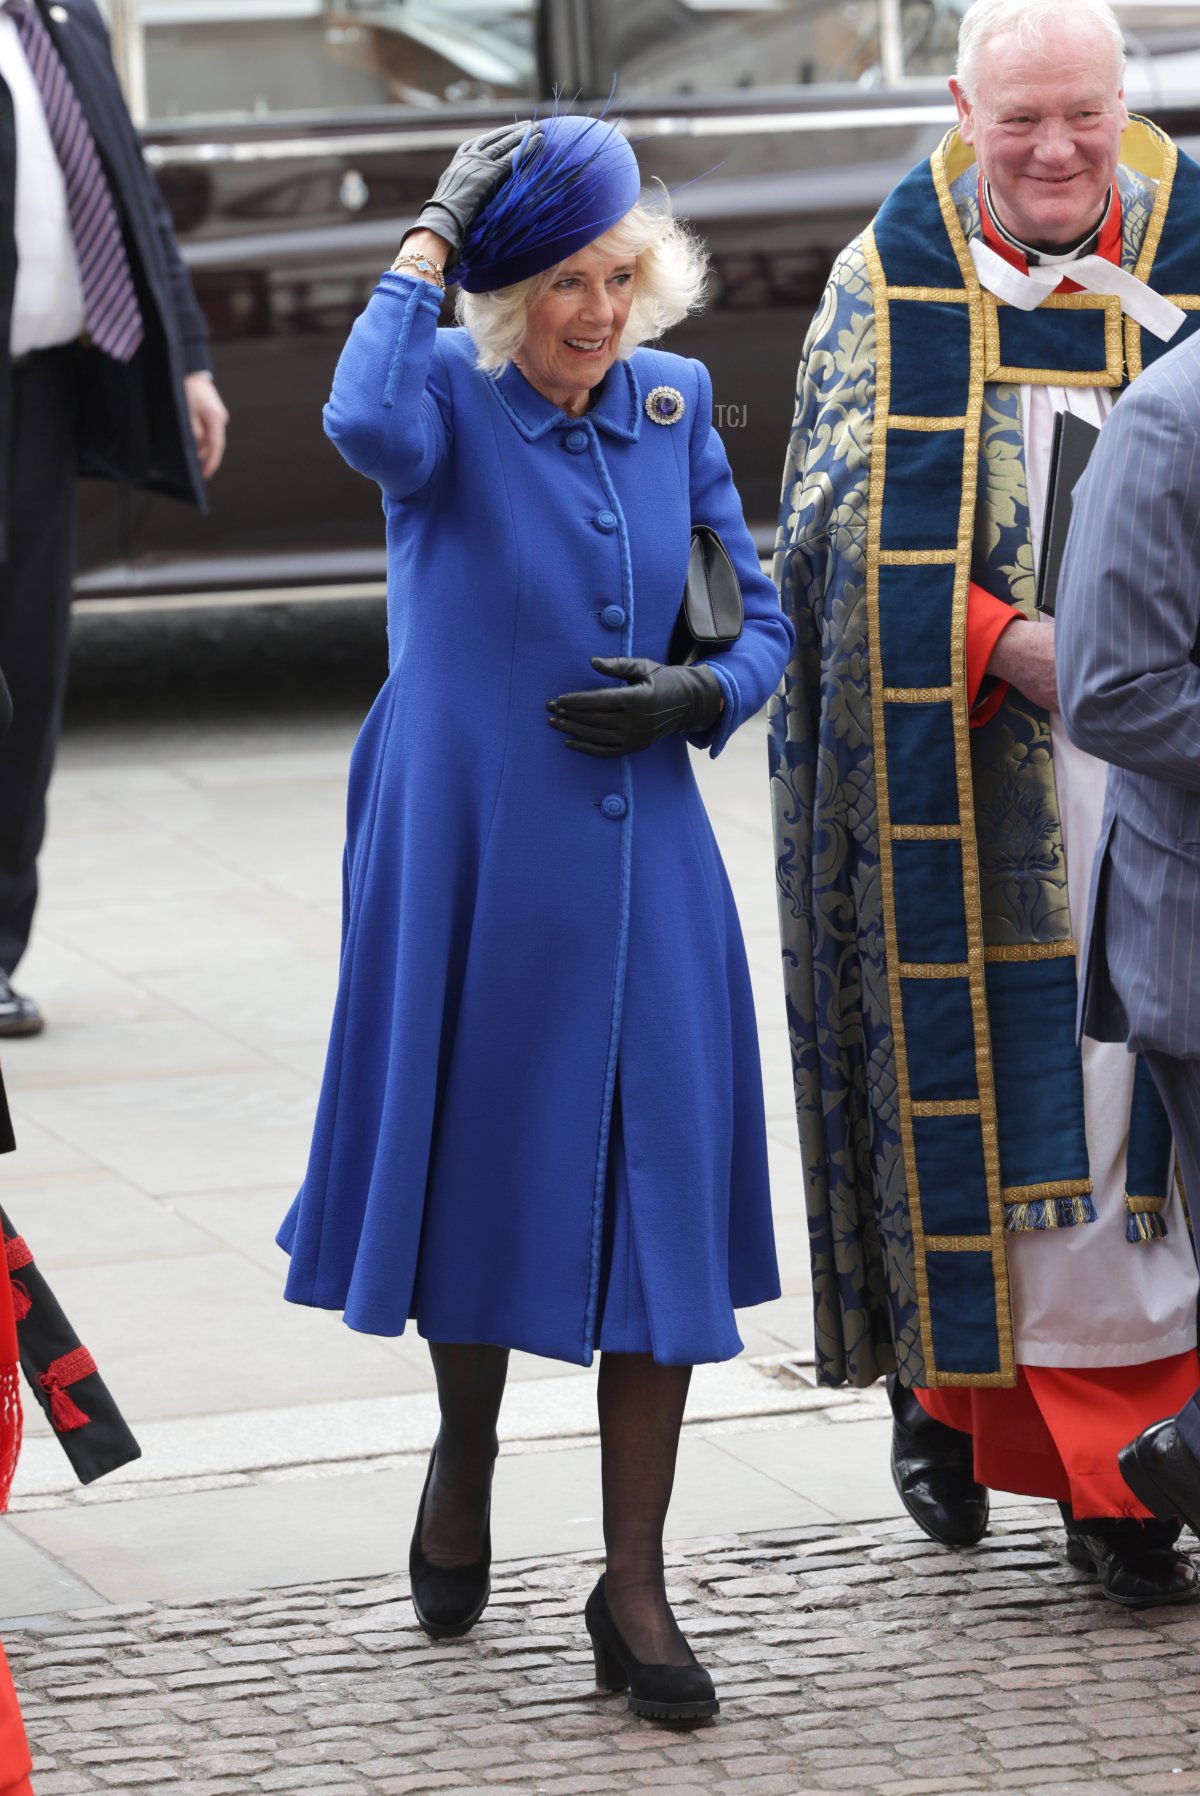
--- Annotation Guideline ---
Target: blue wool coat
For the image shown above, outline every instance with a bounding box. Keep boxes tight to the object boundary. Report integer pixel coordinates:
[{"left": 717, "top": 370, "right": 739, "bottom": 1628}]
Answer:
[{"left": 278, "top": 272, "right": 794, "bottom": 1366}]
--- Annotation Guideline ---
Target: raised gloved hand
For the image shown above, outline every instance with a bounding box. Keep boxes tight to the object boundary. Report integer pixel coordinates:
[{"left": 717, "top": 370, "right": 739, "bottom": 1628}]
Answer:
[
  {"left": 547, "top": 657, "right": 723, "bottom": 757},
  {"left": 408, "top": 123, "right": 539, "bottom": 265}
]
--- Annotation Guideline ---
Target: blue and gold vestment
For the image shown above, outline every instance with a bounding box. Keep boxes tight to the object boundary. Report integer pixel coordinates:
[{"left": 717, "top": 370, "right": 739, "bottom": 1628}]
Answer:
[{"left": 770, "top": 120, "right": 1200, "bottom": 1391}]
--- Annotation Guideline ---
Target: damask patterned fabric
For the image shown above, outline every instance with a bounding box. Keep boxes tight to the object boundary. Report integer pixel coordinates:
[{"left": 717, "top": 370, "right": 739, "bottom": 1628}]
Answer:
[{"left": 770, "top": 123, "right": 1200, "bottom": 1391}]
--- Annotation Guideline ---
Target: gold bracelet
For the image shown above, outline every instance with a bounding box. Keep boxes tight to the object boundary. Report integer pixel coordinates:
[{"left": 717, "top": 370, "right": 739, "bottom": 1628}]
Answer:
[{"left": 391, "top": 250, "right": 446, "bottom": 291}]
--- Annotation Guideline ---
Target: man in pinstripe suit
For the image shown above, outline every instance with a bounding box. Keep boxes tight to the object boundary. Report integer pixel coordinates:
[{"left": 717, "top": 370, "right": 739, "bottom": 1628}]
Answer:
[{"left": 1057, "top": 328, "right": 1200, "bottom": 1527}]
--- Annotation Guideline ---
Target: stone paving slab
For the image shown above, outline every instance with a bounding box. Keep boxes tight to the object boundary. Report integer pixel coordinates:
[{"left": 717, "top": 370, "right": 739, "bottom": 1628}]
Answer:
[{"left": 9, "top": 1505, "right": 1200, "bottom": 1796}]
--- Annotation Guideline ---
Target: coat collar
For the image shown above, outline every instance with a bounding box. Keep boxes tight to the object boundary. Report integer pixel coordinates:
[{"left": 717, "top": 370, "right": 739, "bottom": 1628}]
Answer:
[{"left": 490, "top": 355, "right": 643, "bottom": 443}]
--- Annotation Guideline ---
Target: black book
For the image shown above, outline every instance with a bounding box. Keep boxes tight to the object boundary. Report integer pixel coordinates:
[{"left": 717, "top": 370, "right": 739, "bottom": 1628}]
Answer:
[{"left": 1036, "top": 409, "right": 1101, "bottom": 617}]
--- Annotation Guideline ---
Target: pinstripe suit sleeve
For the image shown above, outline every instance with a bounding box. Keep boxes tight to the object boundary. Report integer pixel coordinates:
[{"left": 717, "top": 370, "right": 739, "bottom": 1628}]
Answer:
[{"left": 1058, "top": 376, "right": 1200, "bottom": 789}]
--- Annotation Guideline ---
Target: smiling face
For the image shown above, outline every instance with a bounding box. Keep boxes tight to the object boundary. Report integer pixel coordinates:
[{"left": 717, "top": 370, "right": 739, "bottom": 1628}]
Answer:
[
  {"left": 949, "top": 20, "right": 1127, "bottom": 249},
  {"left": 515, "top": 244, "right": 637, "bottom": 416}
]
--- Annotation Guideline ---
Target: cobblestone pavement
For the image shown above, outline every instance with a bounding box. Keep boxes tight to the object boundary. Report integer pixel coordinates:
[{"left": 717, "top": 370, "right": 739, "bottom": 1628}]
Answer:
[{"left": 8, "top": 1502, "right": 1200, "bottom": 1796}]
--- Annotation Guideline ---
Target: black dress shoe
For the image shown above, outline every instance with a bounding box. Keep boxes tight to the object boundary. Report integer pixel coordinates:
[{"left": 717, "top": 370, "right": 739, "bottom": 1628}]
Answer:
[
  {"left": 585, "top": 1576, "right": 719, "bottom": 1721},
  {"left": 1061, "top": 1506, "right": 1198, "bottom": 1608},
  {"left": 889, "top": 1373, "right": 989, "bottom": 1547},
  {"left": 408, "top": 1448, "right": 492, "bottom": 1640},
  {"left": 1119, "top": 1418, "right": 1200, "bottom": 1535},
  {"left": 0, "top": 970, "right": 42, "bottom": 1037}
]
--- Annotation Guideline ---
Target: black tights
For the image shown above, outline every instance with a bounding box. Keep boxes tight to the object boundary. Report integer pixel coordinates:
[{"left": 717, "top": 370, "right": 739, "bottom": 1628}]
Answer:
[
  {"left": 421, "top": 1342, "right": 509, "bottom": 1565},
  {"left": 422, "top": 1342, "right": 693, "bottom": 1663},
  {"left": 597, "top": 1352, "right": 693, "bottom": 1664}
]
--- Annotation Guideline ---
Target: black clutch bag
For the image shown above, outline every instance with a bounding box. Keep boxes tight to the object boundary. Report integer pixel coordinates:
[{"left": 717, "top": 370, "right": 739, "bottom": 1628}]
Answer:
[{"left": 669, "top": 525, "right": 744, "bottom": 664}]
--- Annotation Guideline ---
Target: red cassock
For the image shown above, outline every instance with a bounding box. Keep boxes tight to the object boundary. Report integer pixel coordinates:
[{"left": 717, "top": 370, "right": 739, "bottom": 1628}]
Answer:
[{"left": 919, "top": 1354, "right": 1200, "bottom": 1517}]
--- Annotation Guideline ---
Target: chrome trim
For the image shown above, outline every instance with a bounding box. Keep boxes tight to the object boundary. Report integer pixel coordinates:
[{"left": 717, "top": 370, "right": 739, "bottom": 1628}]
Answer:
[
  {"left": 75, "top": 580, "right": 387, "bottom": 615},
  {"left": 143, "top": 104, "right": 956, "bottom": 167}
]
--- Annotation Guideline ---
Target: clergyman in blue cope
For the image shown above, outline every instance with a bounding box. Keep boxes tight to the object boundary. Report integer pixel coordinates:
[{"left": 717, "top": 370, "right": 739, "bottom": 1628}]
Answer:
[{"left": 277, "top": 112, "right": 793, "bottom": 1718}]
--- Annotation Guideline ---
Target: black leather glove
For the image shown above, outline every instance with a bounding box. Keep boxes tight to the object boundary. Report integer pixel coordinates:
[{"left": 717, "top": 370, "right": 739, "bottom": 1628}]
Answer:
[
  {"left": 548, "top": 657, "right": 723, "bottom": 758},
  {"left": 407, "top": 122, "right": 539, "bottom": 265}
]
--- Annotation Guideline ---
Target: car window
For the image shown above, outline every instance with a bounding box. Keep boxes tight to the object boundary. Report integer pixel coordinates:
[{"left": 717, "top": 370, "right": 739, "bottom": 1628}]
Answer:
[
  {"left": 592, "top": 0, "right": 976, "bottom": 94},
  {"left": 140, "top": 0, "right": 539, "bottom": 124}
]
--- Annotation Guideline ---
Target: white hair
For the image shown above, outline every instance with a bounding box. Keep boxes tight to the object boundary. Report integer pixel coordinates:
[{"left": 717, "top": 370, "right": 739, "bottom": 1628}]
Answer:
[
  {"left": 955, "top": 0, "right": 1126, "bottom": 98},
  {"left": 455, "top": 195, "right": 709, "bottom": 378}
]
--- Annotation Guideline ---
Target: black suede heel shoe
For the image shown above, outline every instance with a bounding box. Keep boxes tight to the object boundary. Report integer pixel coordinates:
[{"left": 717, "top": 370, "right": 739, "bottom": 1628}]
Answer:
[
  {"left": 584, "top": 1575, "right": 719, "bottom": 1721},
  {"left": 408, "top": 1448, "right": 492, "bottom": 1640}
]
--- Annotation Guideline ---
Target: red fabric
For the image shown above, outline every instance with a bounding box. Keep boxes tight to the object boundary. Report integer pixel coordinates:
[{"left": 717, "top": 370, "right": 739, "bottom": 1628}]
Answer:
[
  {"left": 966, "top": 581, "right": 1019, "bottom": 727},
  {"left": 0, "top": 1252, "right": 19, "bottom": 1515},
  {"left": 0, "top": 1645, "right": 31, "bottom": 1796},
  {"left": 37, "top": 1349, "right": 94, "bottom": 1435},
  {"left": 917, "top": 1350, "right": 1200, "bottom": 1518},
  {"left": 977, "top": 177, "right": 1123, "bottom": 287},
  {"left": 4, "top": 1238, "right": 31, "bottom": 1327}
]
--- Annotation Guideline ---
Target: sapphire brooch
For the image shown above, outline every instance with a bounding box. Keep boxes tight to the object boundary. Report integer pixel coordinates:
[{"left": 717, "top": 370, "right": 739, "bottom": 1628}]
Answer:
[{"left": 644, "top": 385, "right": 685, "bottom": 426}]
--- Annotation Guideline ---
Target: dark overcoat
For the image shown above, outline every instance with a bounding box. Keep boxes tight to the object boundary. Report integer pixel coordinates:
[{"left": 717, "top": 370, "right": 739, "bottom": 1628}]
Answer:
[
  {"left": 0, "top": 0, "right": 209, "bottom": 557},
  {"left": 278, "top": 274, "right": 794, "bottom": 1365}
]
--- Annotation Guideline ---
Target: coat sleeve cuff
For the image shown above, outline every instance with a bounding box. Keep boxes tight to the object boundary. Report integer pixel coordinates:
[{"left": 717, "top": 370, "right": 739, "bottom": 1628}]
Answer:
[
  {"left": 687, "top": 660, "right": 740, "bottom": 757},
  {"left": 967, "top": 581, "right": 1018, "bottom": 730},
  {"left": 377, "top": 270, "right": 446, "bottom": 316}
]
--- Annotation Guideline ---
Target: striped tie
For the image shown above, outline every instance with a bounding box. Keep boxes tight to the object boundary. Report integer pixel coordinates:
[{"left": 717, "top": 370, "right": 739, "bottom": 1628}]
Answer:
[{"left": 5, "top": 0, "right": 143, "bottom": 361}]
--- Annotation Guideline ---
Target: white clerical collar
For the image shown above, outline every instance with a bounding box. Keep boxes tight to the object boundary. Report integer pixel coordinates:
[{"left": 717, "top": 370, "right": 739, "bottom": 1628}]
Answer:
[{"left": 981, "top": 180, "right": 1109, "bottom": 267}]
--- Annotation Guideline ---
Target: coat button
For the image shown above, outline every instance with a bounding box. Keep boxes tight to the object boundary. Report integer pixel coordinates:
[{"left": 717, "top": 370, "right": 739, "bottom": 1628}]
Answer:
[
  {"left": 564, "top": 429, "right": 588, "bottom": 452},
  {"left": 600, "top": 794, "right": 627, "bottom": 820},
  {"left": 594, "top": 509, "right": 618, "bottom": 532},
  {"left": 601, "top": 605, "right": 626, "bottom": 629}
]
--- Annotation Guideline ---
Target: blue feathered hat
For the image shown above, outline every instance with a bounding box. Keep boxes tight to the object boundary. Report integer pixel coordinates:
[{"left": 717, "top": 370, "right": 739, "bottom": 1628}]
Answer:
[{"left": 454, "top": 113, "right": 642, "bottom": 294}]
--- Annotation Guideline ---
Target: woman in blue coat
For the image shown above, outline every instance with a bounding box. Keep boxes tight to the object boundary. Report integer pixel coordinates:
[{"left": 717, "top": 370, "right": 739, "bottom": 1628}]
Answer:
[{"left": 278, "top": 115, "right": 793, "bottom": 1719}]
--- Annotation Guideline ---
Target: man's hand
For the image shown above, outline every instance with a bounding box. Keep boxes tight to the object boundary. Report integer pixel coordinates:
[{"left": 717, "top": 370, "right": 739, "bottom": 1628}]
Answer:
[
  {"left": 184, "top": 373, "right": 229, "bottom": 479},
  {"left": 987, "top": 618, "right": 1059, "bottom": 714}
]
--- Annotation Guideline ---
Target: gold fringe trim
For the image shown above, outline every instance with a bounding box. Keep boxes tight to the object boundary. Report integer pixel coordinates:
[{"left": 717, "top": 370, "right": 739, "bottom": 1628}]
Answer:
[{"left": 1002, "top": 1179, "right": 1093, "bottom": 1203}]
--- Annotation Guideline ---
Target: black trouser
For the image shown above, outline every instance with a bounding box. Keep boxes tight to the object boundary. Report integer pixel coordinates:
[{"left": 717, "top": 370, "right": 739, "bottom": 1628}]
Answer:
[
  {"left": 0, "top": 346, "right": 80, "bottom": 974},
  {"left": 1142, "top": 1050, "right": 1200, "bottom": 1461}
]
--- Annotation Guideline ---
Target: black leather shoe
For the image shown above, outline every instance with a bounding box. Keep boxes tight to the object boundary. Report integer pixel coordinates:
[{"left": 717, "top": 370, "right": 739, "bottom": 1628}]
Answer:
[
  {"left": 1119, "top": 1418, "right": 1200, "bottom": 1535},
  {"left": 889, "top": 1374, "right": 989, "bottom": 1547},
  {"left": 408, "top": 1448, "right": 492, "bottom": 1640},
  {"left": 1062, "top": 1506, "right": 1198, "bottom": 1608},
  {"left": 585, "top": 1576, "right": 719, "bottom": 1721},
  {"left": 0, "top": 971, "right": 42, "bottom": 1037}
]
